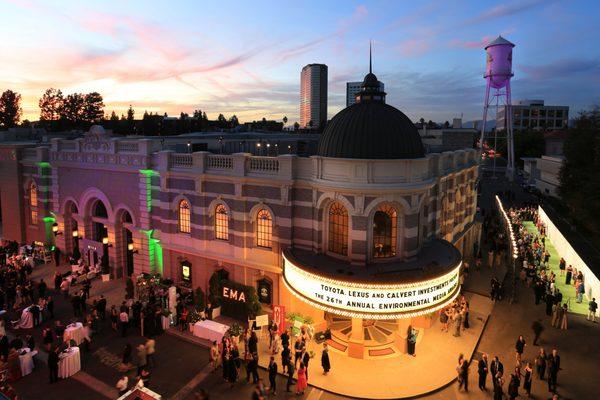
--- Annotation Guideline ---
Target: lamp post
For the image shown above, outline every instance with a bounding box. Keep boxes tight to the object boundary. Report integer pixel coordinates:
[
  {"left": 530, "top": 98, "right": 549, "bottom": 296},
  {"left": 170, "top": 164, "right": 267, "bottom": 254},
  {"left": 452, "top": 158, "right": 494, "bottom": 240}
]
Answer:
[
  {"left": 52, "top": 222, "right": 62, "bottom": 236},
  {"left": 101, "top": 236, "right": 112, "bottom": 277},
  {"left": 72, "top": 229, "right": 81, "bottom": 261}
]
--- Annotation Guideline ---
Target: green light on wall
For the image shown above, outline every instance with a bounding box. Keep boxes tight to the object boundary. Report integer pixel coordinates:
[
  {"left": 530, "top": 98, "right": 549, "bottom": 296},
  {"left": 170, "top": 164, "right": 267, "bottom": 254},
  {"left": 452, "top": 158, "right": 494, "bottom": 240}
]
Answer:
[
  {"left": 37, "top": 162, "right": 51, "bottom": 168},
  {"left": 139, "top": 169, "right": 158, "bottom": 212},
  {"left": 141, "top": 229, "right": 163, "bottom": 275},
  {"left": 43, "top": 216, "right": 56, "bottom": 245}
]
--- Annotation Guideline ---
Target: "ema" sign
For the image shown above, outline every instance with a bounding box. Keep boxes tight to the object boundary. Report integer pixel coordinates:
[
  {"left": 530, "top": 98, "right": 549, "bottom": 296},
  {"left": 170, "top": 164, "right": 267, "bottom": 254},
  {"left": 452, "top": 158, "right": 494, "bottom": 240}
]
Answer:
[
  {"left": 283, "top": 253, "right": 461, "bottom": 319},
  {"left": 222, "top": 286, "right": 246, "bottom": 303}
]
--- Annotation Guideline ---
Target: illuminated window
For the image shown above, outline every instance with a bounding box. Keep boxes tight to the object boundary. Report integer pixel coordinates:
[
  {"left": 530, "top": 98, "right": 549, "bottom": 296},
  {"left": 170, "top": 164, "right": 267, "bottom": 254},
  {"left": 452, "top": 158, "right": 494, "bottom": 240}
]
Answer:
[
  {"left": 215, "top": 204, "right": 229, "bottom": 240},
  {"left": 372, "top": 204, "right": 397, "bottom": 258},
  {"left": 29, "top": 182, "right": 38, "bottom": 224},
  {"left": 328, "top": 202, "right": 348, "bottom": 256},
  {"left": 256, "top": 209, "right": 272, "bottom": 248},
  {"left": 178, "top": 200, "right": 191, "bottom": 234}
]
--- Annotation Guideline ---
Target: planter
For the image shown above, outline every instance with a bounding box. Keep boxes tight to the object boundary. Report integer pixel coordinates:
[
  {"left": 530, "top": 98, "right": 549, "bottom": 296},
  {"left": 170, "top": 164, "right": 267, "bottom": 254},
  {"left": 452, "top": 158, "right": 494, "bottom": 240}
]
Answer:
[{"left": 101, "top": 274, "right": 110, "bottom": 282}]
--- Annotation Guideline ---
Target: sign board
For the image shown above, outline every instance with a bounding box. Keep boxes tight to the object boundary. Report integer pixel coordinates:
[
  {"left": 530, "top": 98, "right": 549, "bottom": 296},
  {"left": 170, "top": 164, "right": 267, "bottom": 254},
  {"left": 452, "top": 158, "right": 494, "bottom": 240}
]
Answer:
[
  {"left": 283, "top": 253, "right": 461, "bottom": 319},
  {"left": 181, "top": 261, "right": 191, "bottom": 283},
  {"left": 255, "top": 314, "right": 269, "bottom": 327},
  {"left": 272, "top": 305, "right": 285, "bottom": 334},
  {"left": 257, "top": 278, "right": 272, "bottom": 304}
]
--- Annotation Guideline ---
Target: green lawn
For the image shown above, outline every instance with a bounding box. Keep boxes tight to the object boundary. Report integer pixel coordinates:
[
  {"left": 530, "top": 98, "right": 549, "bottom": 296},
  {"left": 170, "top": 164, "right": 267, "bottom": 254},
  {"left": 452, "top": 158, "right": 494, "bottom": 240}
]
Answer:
[{"left": 523, "top": 221, "right": 588, "bottom": 315}]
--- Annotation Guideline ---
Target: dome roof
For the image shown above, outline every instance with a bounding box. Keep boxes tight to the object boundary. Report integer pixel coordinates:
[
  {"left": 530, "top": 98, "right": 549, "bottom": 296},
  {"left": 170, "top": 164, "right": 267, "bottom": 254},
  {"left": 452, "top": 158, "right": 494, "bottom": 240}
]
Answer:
[{"left": 317, "top": 100, "right": 425, "bottom": 159}]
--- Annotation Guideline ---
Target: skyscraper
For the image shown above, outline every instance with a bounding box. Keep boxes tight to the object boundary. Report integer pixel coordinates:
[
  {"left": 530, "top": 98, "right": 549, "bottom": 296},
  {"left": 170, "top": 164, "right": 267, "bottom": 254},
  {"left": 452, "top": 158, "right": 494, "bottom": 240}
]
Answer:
[{"left": 300, "top": 63, "right": 328, "bottom": 129}]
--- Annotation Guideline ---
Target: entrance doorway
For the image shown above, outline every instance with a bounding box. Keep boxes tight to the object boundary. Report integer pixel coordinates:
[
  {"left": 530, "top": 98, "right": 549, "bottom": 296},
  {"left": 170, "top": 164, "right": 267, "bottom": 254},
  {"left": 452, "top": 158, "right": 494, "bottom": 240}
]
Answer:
[{"left": 124, "top": 227, "right": 134, "bottom": 276}]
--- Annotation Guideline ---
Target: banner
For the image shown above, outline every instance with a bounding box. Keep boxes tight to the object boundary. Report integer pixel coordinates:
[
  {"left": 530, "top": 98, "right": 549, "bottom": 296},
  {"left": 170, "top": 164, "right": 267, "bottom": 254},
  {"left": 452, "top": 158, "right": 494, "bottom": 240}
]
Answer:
[{"left": 272, "top": 305, "right": 285, "bottom": 334}]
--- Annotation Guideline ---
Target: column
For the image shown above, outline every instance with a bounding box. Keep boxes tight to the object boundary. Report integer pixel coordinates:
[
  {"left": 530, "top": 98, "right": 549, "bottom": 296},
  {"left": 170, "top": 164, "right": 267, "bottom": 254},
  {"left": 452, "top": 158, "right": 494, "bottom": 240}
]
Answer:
[{"left": 347, "top": 317, "right": 365, "bottom": 359}]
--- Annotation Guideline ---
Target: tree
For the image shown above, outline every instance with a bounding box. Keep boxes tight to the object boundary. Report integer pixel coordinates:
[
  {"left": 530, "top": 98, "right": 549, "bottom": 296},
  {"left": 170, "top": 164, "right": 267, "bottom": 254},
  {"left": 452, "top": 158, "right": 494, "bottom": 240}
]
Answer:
[
  {"left": 60, "top": 93, "right": 85, "bottom": 123},
  {"left": 443, "top": 120, "right": 450, "bottom": 128},
  {"left": 283, "top": 116, "right": 288, "bottom": 125},
  {"left": 419, "top": 117, "right": 425, "bottom": 125},
  {"left": 0, "top": 90, "right": 22, "bottom": 129},
  {"left": 39, "top": 88, "right": 63, "bottom": 121},
  {"left": 293, "top": 121, "right": 300, "bottom": 131},
  {"left": 308, "top": 120, "right": 313, "bottom": 129},
  {"left": 558, "top": 107, "right": 600, "bottom": 238},
  {"left": 110, "top": 111, "right": 119, "bottom": 121},
  {"left": 83, "top": 92, "right": 104, "bottom": 123},
  {"left": 229, "top": 115, "right": 239, "bottom": 128},
  {"left": 126, "top": 105, "right": 135, "bottom": 121}
]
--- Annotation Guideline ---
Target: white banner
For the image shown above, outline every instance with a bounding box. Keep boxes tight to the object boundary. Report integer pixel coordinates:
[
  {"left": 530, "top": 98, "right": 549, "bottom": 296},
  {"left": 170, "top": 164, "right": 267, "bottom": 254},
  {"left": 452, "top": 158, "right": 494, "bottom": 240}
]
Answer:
[{"left": 283, "top": 253, "right": 460, "bottom": 319}]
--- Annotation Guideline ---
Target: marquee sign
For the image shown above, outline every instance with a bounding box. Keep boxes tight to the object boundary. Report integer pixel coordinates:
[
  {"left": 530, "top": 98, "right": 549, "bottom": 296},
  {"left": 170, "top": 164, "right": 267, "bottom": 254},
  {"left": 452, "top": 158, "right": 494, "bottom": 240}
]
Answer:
[{"left": 283, "top": 253, "right": 461, "bottom": 319}]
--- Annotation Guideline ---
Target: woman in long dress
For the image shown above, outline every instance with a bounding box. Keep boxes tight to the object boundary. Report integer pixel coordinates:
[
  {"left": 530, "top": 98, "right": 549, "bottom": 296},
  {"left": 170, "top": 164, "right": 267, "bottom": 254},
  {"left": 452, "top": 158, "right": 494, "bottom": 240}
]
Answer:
[
  {"left": 321, "top": 343, "right": 331, "bottom": 374},
  {"left": 296, "top": 362, "right": 308, "bottom": 395},
  {"left": 523, "top": 362, "right": 533, "bottom": 397},
  {"left": 560, "top": 304, "right": 568, "bottom": 330}
]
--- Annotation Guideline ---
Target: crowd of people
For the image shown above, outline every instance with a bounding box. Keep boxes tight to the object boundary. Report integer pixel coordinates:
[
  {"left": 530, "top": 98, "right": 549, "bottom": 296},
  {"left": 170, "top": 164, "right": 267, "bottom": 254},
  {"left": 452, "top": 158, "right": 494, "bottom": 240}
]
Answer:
[
  {"left": 206, "top": 320, "right": 331, "bottom": 399},
  {"left": 438, "top": 294, "right": 470, "bottom": 337}
]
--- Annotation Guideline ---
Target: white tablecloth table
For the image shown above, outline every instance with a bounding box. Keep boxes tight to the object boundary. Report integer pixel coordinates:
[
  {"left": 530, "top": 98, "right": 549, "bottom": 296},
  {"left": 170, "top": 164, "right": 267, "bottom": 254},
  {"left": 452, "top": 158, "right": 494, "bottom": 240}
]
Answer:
[
  {"left": 192, "top": 320, "right": 229, "bottom": 342},
  {"left": 58, "top": 347, "right": 81, "bottom": 378},
  {"left": 64, "top": 322, "right": 84, "bottom": 345},
  {"left": 18, "top": 348, "right": 37, "bottom": 376}
]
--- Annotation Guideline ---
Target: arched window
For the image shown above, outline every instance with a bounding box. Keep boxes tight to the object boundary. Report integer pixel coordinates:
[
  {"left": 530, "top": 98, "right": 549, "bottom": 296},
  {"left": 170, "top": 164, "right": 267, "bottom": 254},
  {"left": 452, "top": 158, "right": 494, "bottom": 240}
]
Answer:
[
  {"left": 256, "top": 209, "right": 272, "bottom": 248},
  {"left": 92, "top": 200, "right": 108, "bottom": 218},
  {"left": 178, "top": 200, "right": 191, "bottom": 234},
  {"left": 372, "top": 204, "right": 397, "bottom": 258},
  {"left": 29, "top": 182, "right": 38, "bottom": 224},
  {"left": 328, "top": 202, "right": 348, "bottom": 256},
  {"left": 214, "top": 204, "right": 229, "bottom": 240},
  {"left": 121, "top": 210, "right": 133, "bottom": 224}
]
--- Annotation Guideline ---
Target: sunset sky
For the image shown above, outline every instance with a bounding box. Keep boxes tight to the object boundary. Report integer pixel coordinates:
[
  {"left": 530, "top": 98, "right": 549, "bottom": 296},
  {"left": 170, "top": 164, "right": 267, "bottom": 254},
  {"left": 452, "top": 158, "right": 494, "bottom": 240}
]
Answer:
[{"left": 1, "top": 0, "right": 598, "bottom": 124}]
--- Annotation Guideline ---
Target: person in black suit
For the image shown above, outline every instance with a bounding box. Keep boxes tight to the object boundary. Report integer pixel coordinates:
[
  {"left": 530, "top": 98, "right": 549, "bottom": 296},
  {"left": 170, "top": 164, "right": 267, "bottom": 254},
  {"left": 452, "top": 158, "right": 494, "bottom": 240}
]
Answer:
[
  {"left": 268, "top": 356, "right": 277, "bottom": 395},
  {"left": 490, "top": 356, "right": 503, "bottom": 386},
  {"left": 286, "top": 360, "right": 295, "bottom": 392},
  {"left": 47, "top": 296, "right": 55, "bottom": 319},
  {"left": 48, "top": 347, "right": 59, "bottom": 383},
  {"left": 548, "top": 349, "right": 561, "bottom": 392},
  {"left": 96, "top": 295, "right": 107, "bottom": 320},
  {"left": 0, "top": 333, "right": 8, "bottom": 362},
  {"left": 478, "top": 353, "right": 489, "bottom": 390}
]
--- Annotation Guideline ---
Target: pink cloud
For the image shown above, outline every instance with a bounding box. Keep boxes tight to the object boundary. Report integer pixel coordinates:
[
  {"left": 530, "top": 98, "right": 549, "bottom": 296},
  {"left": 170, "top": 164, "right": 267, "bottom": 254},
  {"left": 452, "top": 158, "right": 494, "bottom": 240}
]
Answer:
[{"left": 398, "top": 38, "right": 431, "bottom": 57}]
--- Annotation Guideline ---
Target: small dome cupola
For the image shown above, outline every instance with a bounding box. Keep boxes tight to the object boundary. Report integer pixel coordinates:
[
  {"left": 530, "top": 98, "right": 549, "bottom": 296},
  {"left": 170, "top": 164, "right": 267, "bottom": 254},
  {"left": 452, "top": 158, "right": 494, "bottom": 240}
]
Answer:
[{"left": 356, "top": 42, "right": 387, "bottom": 104}]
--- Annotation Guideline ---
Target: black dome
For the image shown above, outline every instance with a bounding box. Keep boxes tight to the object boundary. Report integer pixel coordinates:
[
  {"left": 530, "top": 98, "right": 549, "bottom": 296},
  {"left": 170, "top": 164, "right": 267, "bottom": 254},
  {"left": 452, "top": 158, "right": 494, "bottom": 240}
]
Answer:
[{"left": 317, "top": 101, "right": 425, "bottom": 159}]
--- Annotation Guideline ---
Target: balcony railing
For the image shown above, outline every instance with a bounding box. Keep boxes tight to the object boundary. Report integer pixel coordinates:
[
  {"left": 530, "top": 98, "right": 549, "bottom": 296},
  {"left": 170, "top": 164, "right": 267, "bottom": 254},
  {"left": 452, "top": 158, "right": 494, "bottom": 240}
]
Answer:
[
  {"left": 206, "top": 155, "right": 233, "bottom": 170},
  {"left": 170, "top": 154, "right": 193, "bottom": 168},
  {"left": 247, "top": 157, "right": 279, "bottom": 173}
]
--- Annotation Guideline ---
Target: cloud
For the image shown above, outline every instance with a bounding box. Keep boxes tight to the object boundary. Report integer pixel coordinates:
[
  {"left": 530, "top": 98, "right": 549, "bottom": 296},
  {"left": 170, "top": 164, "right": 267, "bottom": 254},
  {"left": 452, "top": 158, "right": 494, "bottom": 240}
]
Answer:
[
  {"left": 462, "top": 0, "right": 553, "bottom": 26},
  {"left": 520, "top": 58, "right": 600, "bottom": 81},
  {"left": 398, "top": 38, "right": 432, "bottom": 57}
]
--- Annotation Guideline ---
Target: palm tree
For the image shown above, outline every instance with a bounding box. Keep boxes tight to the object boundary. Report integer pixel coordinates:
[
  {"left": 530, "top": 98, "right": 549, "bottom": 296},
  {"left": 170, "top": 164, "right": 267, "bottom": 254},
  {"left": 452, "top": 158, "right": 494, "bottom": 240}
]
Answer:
[{"left": 283, "top": 116, "right": 288, "bottom": 126}]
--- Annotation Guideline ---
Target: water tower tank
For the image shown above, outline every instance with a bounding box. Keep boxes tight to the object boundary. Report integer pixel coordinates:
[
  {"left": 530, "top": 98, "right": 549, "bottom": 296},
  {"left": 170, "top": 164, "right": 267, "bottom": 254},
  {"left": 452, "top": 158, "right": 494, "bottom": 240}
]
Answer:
[{"left": 484, "top": 36, "right": 515, "bottom": 89}]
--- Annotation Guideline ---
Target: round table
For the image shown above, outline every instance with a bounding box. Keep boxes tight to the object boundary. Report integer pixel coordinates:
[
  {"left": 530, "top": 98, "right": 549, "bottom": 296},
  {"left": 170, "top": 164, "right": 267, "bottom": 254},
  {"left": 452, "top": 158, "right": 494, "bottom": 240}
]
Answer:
[
  {"left": 58, "top": 347, "right": 81, "bottom": 378},
  {"left": 18, "top": 348, "right": 37, "bottom": 376},
  {"left": 64, "top": 322, "right": 84, "bottom": 345}
]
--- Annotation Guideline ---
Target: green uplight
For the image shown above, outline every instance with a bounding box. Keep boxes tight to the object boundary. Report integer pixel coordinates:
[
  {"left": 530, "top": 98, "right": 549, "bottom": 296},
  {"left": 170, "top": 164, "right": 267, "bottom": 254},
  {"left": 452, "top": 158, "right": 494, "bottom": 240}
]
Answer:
[{"left": 37, "top": 162, "right": 51, "bottom": 168}]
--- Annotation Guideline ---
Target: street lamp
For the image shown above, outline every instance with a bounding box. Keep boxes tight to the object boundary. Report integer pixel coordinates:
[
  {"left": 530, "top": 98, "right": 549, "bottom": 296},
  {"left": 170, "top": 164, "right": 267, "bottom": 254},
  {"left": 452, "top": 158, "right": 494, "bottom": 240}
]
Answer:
[
  {"left": 128, "top": 243, "right": 139, "bottom": 254},
  {"left": 52, "top": 222, "right": 63, "bottom": 236}
]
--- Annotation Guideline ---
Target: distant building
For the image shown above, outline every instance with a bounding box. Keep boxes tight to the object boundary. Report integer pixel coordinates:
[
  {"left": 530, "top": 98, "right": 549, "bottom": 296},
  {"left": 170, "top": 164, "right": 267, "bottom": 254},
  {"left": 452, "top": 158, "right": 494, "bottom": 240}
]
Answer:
[
  {"left": 521, "top": 130, "right": 569, "bottom": 197},
  {"left": 300, "top": 64, "right": 328, "bottom": 129},
  {"left": 497, "top": 100, "right": 569, "bottom": 132},
  {"left": 346, "top": 80, "right": 384, "bottom": 106},
  {"left": 418, "top": 119, "right": 476, "bottom": 152}
]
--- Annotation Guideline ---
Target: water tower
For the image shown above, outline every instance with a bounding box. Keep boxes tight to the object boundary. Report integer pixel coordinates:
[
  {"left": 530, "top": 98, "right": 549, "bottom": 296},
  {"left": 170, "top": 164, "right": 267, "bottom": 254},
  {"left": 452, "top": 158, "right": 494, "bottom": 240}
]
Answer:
[{"left": 479, "top": 36, "right": 515, "bottom": 180}]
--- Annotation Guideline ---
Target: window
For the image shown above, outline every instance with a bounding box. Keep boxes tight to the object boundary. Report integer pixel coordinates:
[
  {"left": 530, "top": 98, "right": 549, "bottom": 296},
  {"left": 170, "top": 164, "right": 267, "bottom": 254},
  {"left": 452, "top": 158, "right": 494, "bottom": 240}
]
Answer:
[
  {"left": 328, "top": 202, "right": 348, "bottom": 256},
  {"left": 92, "top": 200, "right": 108, "bottom": 218},
  {"left": 178, "top": 200, "right": 191, "bottom": 234},
  {"left": 256, "top": 209, "right": 272, "bottom": 248},
  {"left": 214, "top": 204, "right": 229, "bottom": 240},
  {"left": 372, "top": 205, "right": 397, "bottom": 258},
  {"left": 29, "top": 182, "right": 38, "bottom": 224}
]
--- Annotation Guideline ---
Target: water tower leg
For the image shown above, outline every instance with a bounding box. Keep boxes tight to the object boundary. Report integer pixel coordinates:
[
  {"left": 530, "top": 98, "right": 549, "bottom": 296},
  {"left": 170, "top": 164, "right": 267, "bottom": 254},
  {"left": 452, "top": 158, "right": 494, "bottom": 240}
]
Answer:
[
  {"left": 479, "top": 82, "right": 491, "bottom": 154},
  {"left": 505, "top": 81, "right": 515, "bottom": 181}
]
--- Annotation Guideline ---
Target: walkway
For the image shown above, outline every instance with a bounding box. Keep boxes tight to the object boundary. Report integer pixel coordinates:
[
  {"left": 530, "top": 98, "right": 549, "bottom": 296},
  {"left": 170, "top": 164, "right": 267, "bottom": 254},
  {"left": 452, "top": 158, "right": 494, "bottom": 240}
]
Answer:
[
  {"left": 256, "top": 293, "right": 493, "bottom": 399},
  {"left": 523, "top": 221, "right": 588, "bottom": 314}
]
